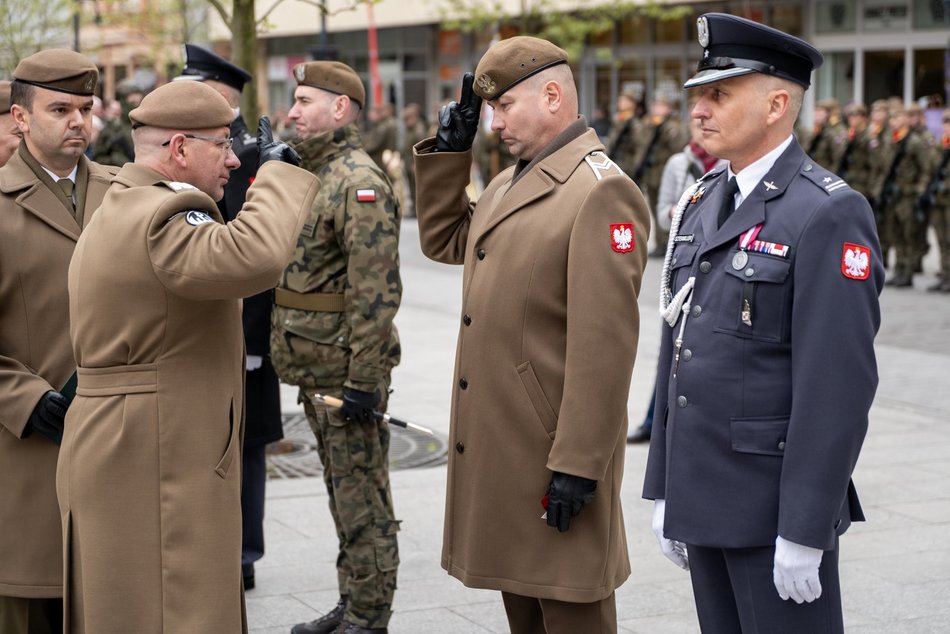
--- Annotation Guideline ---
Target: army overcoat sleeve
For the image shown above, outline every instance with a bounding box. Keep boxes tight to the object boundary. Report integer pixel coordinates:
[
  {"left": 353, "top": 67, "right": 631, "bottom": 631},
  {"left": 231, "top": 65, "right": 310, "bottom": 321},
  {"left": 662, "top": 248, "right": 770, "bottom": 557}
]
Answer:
[{"left": 412, "top": 138, "right": 478, "bottom": 264}]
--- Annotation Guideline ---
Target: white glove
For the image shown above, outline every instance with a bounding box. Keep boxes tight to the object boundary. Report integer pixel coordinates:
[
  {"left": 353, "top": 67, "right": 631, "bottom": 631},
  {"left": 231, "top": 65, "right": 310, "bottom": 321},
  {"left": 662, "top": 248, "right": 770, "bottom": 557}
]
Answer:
[
  {"left": 773, "top": 535, "right": 823, "bottom": 603},
  {"left": 652, "top": 499, "right": 689, "bottom": 570},
  {"left": 245, "top": 355, "right": 263, "bottom": 371}
]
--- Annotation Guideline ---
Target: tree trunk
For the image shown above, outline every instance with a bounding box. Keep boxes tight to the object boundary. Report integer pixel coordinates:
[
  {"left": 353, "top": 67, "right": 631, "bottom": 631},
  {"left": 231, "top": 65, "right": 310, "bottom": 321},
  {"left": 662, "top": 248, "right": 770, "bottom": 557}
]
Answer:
[{"left": 231, "top": 0, "right": 259, "bottom": 132}]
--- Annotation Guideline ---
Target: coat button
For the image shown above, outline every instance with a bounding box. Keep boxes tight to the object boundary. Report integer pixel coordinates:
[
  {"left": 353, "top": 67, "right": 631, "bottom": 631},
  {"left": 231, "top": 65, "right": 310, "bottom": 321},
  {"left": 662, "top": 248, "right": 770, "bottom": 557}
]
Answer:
[
  {"left": 699, "top": 261, "right": 712, "bottom": 273},
  {"left": 455, "top": 442, "right": 465, "bottom": 453},
  {"left": 462, "top": 314, "right": 472, "bottom": 326},
  {"left": 691, "top": 305, "right": 702, "bottom": 318},
  {"left": 459, "top": 378, "right": 468, "bottom": 389},
  {"left": 681, "top": 349, "right": 692, "bottom": 361},
  {"left": 477, "top": 248, "right": 486, "bottom": 260},
  {"left": 677, "top": 395, "right": 688, "bottom": 408},
  {"left": 744, "top": 267, "right": 755, "bottom": 277},
  {"left": 777, "top": 440, "right": 786, "bottom": 451}
]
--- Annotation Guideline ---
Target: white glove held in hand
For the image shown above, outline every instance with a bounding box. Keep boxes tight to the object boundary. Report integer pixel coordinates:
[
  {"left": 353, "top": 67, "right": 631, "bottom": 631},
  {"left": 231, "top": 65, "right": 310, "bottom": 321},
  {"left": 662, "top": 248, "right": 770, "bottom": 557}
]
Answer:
[
  {"left": 652, "top": 499, "right": 689, "bottom": 570},
  {"left": 773, "top": 535, "right": 823, "bottom": 603}
]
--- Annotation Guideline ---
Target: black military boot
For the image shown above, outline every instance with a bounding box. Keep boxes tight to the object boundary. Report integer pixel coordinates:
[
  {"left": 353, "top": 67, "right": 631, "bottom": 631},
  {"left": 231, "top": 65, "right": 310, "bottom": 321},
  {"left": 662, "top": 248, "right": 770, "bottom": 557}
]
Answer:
[
  {"left": 291, "top": 597, "right": 347, "bottom": 634},
  {"left": 331, "top": 622, "right": 388, "bottom": 634}
]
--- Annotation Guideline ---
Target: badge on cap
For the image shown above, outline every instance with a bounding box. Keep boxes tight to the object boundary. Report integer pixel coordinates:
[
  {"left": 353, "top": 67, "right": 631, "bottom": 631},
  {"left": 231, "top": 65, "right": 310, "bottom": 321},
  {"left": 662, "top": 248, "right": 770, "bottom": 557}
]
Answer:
[
  {"left": 611, "top": 223, "right": 634, "bottom": 253},
  {"left": 186, "top": 210, "right": 215, "bottom": 226},
  {"left": 294, "top": 65, "right": 305, "bottom": 82},
  {"left": 476, "top": 74, "right": 497, "bottom": 96},
  {"left": 697, "top": 16, "right": 710, "bottom": 47},
  {"left": 84, "top": 75, "right": 96, "bottom": 92},
  {"left": 356, "top": 189, "right": 377, "bottom": 203},
  {"left": 842, "top": 242, "right": 870, "bottom": 280}
]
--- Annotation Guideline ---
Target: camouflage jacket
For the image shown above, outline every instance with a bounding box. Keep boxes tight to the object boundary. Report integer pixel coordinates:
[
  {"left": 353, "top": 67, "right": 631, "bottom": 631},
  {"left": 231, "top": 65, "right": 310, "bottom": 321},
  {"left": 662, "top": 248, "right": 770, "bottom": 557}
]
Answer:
[
  {"left": 838, "top": 125, "right": 889, "bottom": 200},
  {"left": 271, "top": 124, "right": 401, "bottom": 390},
  {"left": 807, "top": 118, "right": 848, "bottom": 173},
  {"left": 606, "top": 114, "right": 641, "bottom": 179},
  {"left": 882, "top": 128, "right": 936, "bottom": 201},
  {"left": 637, "top": 115, "right": 687, "bottom": 190},
  {"left": 91, "top": 118, "right": 134, "bottom": 167}
]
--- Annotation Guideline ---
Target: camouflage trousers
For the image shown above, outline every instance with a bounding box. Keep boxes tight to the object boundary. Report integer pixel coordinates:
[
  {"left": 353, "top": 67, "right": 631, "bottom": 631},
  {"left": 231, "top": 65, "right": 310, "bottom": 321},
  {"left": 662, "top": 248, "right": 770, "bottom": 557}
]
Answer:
[
  {"left": 933, "top": 200, "right": 950, "bottom": 278},
  {"left": 891, "top": 197, "right": 926, "bottom": 276},
  {"left": 300, "top": 381, "right": 399, "bottom": 628}
]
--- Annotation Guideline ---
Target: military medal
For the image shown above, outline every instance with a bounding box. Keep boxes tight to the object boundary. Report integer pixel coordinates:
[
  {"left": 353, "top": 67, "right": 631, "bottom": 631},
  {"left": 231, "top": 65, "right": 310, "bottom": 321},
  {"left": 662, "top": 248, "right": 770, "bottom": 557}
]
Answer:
[
  {"left": 733, "top": 224, "right": 762, "bottom": 270},
  {"left": 732, "top": 251, "right": 748, "bottom": 270}
]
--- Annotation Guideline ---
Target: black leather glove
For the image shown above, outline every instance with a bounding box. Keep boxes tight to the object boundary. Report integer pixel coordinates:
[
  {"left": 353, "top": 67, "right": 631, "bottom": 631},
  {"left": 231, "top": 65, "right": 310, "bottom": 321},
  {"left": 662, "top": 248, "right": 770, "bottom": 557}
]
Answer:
[
  {"left": 23, "top": 390, "right": 68, "bottom": 445},
  {"left": 339, "top": 387, "right": 378, "bottom": 424},
  {"left": 544, "top": 471, "right": 597, "bottom": 533},
  {"left": 257, "top": 115, "right": 300, "bottom": 167},
  {"left": 435, "top": 72, "right": 483, "bottom": 153}
]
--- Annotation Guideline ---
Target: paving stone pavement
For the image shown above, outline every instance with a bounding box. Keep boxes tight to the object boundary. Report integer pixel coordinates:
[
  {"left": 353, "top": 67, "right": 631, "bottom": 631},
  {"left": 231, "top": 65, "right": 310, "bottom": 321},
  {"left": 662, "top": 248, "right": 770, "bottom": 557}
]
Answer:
[{"left": 247, "top": 221, "right": 950, "bottom": 633}]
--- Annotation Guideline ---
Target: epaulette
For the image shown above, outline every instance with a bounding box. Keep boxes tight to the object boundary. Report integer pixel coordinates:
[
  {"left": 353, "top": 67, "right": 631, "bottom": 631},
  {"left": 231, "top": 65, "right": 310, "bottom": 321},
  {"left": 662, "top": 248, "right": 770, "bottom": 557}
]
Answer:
[
  {"left": 800, "top": 162, "right": 851, "bottom": 196},
  {"left": 162, "top": 181, "right": 198, "bottom": 192},
  {"left": 584, "top": 150, "right": 623, "bottom": 181}
]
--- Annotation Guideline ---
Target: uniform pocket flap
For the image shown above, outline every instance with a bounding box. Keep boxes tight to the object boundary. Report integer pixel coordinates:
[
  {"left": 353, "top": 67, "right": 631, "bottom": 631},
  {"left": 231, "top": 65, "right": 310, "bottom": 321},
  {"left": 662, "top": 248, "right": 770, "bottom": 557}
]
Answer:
[
  {"left": 670, "top": 244, "right": 699, "bottom": 270},
  {"left": 731, "top": 416, "right": 789, "bottom": 456},
  {"left": 724, "top": 253, "right": 790, "bottom": 283}
]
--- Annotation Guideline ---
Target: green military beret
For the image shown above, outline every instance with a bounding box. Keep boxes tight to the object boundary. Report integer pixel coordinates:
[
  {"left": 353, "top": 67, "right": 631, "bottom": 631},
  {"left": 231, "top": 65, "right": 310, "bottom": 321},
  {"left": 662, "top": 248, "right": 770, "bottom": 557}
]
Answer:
[
  {"left": 129, "top": 80, "right": 235, "bottom": 129},
  {"left": 293, "top": 61, "right": 365, "bottom": 108},
  {"left": 13, "top": 49, "right": 99, "bottom": 96},
  {"left": 0, "top": 81, "right": 11, "bottom": 115},
  {"left": 473, "top": 36, "right": 568, "bottom": 100}
]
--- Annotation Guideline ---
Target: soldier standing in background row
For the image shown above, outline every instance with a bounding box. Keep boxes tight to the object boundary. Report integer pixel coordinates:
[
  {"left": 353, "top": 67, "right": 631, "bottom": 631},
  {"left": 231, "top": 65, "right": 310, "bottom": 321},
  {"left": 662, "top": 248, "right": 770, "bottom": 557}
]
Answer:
[
  {"left": 401, "top": 102, "right": 428, "bottom": 214},
  {"left": 807, "top": 98, "right": 848, "bottom": 172},
  {"left": 867, "top": 99, "right": 893, "bottom": 256},
  {"left": 273, "top": 61, "right": 401, "bottom": 634},
  {"left": 636, "top": 95, "right": 687, "bottom": 256},
  {"left": 925, "top": 109, "right": 950, "bottom": 292},
  {"left": 606, "top": 90, "right": 642, "bottom": 184},
  {"left": 90, "top": 78, "right": 142, "bottom": 166},
  {"left": 173, "top": 42, "right": 283, "bottom": 592},
  {"left": 879, "top": 105, "right": 935, "bottom": 287},
  {"left": 837, "top": 103, "right": 885, "bottom": 207},
  {"left": 363, "top": 102, "right": 397, "bottom": 170},
  {"left": 908, "top": 103, "right": 937, "bottom": 276},
  {"left": 0, "top": 49, "right": 117, "bottom": 634},
  {"left": 0, "top": 81, "right": 21, "bottom": 166}
]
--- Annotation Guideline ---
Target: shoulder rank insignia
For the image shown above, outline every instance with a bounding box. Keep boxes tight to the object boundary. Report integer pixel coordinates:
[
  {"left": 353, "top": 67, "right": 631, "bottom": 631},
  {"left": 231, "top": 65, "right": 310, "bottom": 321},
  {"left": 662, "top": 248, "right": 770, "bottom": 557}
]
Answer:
[
  {"left": 610, "top": 223, "right": 634, "bottom": 253},
  {"left": 842, "top": 242, "right": 871, "bottom": 280},
  {"left": 166, "top": 181, "right": 197, "bottom": 192},
  {"left": 585, "top": 151, "right": 620, "bottom": 181},
  {"left": 185, "top": 210, "right": 215, "bottom": 226}
]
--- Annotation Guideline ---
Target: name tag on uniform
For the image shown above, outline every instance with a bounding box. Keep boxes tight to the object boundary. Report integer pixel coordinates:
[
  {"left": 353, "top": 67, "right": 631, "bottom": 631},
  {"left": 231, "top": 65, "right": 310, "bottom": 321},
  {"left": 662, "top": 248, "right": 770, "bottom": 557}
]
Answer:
[{"left": 674, "top": 234, "right": 694, "bottom": 243}]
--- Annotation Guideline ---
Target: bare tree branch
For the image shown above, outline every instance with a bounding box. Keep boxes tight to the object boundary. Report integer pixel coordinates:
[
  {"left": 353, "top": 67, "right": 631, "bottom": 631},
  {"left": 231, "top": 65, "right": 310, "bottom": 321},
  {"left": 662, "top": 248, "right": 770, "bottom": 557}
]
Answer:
[{"left": 207, "top": 0, "right": 232, "bottom": 25}]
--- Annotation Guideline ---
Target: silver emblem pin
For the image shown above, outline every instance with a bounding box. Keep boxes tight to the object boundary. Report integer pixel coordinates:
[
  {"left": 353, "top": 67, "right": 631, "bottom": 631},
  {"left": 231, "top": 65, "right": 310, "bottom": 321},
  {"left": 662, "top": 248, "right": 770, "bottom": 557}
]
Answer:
[
  {"left": 732, "top": 251, "right": 748, "bottom": 270},
  {"left": 698, "top": 17, "right": 709, "bottom": 47}
]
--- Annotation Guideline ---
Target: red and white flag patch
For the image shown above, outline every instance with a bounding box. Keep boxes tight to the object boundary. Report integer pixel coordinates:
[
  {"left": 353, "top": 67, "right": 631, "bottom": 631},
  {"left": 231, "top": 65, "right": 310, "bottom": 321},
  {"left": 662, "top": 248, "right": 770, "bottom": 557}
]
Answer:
[
  {"left": 610, "top": 223, "right": 634, "bottom": 253},
  {"left": 841, "top": 242, "right": 871, "bottom": 280},
  {"left": 356, "top": 188, "right": 377, "bottom": 202}
]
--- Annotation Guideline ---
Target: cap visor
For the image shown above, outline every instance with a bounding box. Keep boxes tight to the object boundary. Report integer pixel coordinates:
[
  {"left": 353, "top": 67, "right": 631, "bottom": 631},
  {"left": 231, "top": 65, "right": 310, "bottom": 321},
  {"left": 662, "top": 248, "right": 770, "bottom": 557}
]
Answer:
[{"left": 684, "top": 67, "right": 757, "bottom": 89}]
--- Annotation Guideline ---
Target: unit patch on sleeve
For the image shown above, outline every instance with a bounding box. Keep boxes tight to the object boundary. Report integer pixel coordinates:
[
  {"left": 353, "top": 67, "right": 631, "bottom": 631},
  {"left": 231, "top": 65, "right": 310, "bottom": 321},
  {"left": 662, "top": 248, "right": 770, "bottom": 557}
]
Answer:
[
  {"left": 185, "top": 210, "right": 215, "bottom": 226},
  {"left": 842, "top": 242, "right": 871, "bottom": 280},
  {"left": 356, "top": 188, "right": 377, "bottom": 202},
  {"left": 610, "top": 223, "right": 634, "bottom": 253}
]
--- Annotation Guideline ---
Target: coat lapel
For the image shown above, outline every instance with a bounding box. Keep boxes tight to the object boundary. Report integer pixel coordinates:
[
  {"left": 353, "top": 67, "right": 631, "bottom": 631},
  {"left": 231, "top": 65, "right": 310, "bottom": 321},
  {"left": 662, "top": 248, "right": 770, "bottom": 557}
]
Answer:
[
  {"left": 0, "top": 153, "right": 81, "bottom": 240},
  {"left": 700, "top": 141, "right": 806, "bottom": 254}
]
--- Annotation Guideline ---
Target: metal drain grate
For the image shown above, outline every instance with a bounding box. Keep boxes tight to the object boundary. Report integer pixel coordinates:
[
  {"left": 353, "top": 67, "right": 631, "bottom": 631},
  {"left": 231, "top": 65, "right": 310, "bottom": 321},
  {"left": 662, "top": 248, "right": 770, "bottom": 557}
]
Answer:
[{"left": 266, "top": 412, "right": 448, "bottom": 478}]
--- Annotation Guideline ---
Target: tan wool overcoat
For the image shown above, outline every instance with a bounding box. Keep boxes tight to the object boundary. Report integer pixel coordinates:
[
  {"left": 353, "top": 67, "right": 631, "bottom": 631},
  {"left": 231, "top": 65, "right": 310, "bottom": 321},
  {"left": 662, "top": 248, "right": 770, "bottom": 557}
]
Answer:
[
  {"left": 414, "top": 127, "right": 651, "bottom": 602},
  {"left": 57, "top": 161, "right": 319, "bottom": 632},
  {"left": 0, "top": 147, "right": 116, "bottom": 598}
]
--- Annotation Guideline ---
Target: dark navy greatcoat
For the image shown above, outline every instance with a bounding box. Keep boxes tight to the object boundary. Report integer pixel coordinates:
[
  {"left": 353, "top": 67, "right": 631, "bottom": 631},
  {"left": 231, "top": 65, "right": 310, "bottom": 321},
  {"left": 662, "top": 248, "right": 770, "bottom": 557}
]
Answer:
[{"left": 643, "top": 139, "right": 884, "bottom": 551}]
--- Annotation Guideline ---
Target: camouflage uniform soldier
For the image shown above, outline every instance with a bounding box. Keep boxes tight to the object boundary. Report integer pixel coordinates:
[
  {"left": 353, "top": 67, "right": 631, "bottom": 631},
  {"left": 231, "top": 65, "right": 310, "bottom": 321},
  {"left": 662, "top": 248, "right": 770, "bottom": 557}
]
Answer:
[
  {"left": 867, "top": 100, "right": 893, "bottom": 255},
  {"left": 880, "top": 106, "right": 936, "bottom": 287},
  {"left": 926, "top": 110, "right": 950, "bottom": 292},
  {"left": 90, "top": 79, "right": 142, "bottom": 166},
  {"left": 807, "top": 98, "right": 848, "bottom": 172},
  {"left": 273, "top": 61, "right": 401, "bottom": 634},
  {"left": 635, "top": 96, "right": 687, "bottom": 255},
  {"left": 908, "top": 103, "right": 938, "bottom": 274},
  {"left": 606, "top": 91, "right": 642, "bottom": 182},
  {"left": 838, "top": 103, "right": 886, "bottom": 203},
  {"left": 363, "top": 102, "right": 397, "bottom": 170}
]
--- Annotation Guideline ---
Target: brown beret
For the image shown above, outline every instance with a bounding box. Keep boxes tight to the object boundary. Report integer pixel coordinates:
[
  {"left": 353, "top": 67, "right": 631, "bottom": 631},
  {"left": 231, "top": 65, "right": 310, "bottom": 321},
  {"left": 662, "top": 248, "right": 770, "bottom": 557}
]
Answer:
[
  {"left": 293, "top": 61, "right": 365, "bottom": 108},
  {"left": 473, "top": 36, "right": 568, "bottom": 100},
  {"left": 0, "top": 81, "right": 10, "bottom": 115},
  {"left": 844, "top": 102, "right": 867, "bottom": 117},
  {"left": 13, "top": 49, "right": 98, "bottom": 96},
  {"left": 129, "top": 81, "right": 235, "bottom": 129}
]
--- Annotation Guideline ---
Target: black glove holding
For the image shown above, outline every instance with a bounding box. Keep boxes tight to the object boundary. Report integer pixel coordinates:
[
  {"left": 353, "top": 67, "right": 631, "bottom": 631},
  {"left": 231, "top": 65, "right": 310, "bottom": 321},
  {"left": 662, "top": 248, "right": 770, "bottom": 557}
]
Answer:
[
  {"left": 257, "top": 115, "right": 301, "bottom": 167},
  {"left": 544, "top": 471, "right": 597, "bottom": 533},
  {"left": 339, "top": 387, "right": 378, "bottom": 424},
  {"left": 23, "top": 390, "right": 68, "bottom": 445},
  {"left": 435, "top": 72, "right": 483, "bottom": 153}
]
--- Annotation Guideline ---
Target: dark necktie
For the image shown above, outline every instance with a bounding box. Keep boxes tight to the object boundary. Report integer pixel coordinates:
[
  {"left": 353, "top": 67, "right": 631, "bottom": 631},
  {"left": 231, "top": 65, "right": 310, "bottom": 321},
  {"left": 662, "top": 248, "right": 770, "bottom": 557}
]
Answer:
[
  {"left": 717, "top": 176, "right": 739, "bottom": 229},
  {"left": 57, "top": 178, "right": 75, "bottom": 212}
]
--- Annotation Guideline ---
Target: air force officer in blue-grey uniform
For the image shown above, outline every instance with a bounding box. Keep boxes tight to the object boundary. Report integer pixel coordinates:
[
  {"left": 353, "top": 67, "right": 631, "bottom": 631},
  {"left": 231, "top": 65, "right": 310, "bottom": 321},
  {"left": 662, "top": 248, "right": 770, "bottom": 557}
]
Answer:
[{"left": 643, "top": 13, "right": 884, "bottom": 633}]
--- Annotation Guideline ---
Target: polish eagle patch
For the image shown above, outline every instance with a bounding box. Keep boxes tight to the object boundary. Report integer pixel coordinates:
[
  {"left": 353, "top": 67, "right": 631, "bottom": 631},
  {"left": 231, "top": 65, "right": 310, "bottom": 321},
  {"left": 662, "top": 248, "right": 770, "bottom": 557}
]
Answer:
[
  {"left": 611, "top": 223, "right": 634, "bottom": 253},
  {"left": 842, "top": 242, "right": 870, "bottom": 280}
]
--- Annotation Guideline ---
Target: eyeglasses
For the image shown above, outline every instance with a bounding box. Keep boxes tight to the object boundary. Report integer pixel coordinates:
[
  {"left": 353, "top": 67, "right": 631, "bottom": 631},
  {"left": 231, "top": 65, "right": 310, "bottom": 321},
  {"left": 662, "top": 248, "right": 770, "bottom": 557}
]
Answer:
[{"left": 162, "top": 133, "right": 233, "bottom": 152}]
